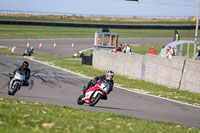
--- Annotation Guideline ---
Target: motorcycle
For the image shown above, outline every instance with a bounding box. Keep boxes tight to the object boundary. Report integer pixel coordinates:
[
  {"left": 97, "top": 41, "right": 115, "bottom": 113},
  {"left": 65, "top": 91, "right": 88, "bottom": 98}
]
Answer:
[
  {"left": 8, "top": 70, "right": 26, "bottom": 95},
  {"left": 77, "top": 78, "right": 110, "bottom": 106},
  {"left": 23, "top": 48, "right": 34, "bottom": 56}
]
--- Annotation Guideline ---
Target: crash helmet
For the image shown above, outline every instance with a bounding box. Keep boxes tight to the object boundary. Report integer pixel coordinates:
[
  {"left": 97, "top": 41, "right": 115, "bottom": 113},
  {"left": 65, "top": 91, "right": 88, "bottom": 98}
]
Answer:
[
  {"left": 106, "top": 70, "right": 114, "bottom": 80},
  {"left": 22, "top": 61, "right": 29, "bottom": 68}
]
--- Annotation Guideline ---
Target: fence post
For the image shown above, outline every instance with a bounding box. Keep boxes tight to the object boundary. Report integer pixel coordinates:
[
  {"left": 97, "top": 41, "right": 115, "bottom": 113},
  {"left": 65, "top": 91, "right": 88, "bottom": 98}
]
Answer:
[{"left": 141, "top": 55, "right": 146, "bottom": 80}]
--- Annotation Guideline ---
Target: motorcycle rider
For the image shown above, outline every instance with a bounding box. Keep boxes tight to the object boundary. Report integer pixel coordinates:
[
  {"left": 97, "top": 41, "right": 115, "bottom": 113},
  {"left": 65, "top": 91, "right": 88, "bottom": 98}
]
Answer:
[
  {"left": 11, "top": 61, "right": 31, "bottom": 86},
  {"left": 83, "top": 70, "right": 114, "bottom": 100},
  {"left": 23, "top": 47, "right": 34, "bottom": 56}
]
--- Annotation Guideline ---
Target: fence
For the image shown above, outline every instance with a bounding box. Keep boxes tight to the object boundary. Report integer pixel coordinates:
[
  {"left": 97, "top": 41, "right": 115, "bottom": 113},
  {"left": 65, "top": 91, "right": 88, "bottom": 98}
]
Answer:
[{"left": 92, "top": 50, "right": 200, "bottom": 93}]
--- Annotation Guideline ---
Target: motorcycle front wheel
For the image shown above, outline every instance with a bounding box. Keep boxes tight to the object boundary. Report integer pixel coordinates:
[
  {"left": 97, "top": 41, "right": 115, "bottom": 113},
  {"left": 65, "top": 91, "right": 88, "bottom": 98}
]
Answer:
[
  {"left": 8, "top": 82, "right": 20, "bottom": 96},
  {"left": 89, "top": 93, "right": 101, "bottom": 106},
  {"left": 77, "top": 95, "right": 84, "bottom": 105}
]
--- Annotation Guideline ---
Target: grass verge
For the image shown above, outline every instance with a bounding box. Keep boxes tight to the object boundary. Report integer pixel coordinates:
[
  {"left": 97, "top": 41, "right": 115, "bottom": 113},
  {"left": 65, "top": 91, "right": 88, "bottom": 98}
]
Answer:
[
  {"left": 0, "top": 47, "right": 22, "bottom": 56},
  {"left": 0, "top": 24, "right": 197, "bottom": 39},
  {"left": 0, "top": 98, "right": 199, "bottom": 133}
]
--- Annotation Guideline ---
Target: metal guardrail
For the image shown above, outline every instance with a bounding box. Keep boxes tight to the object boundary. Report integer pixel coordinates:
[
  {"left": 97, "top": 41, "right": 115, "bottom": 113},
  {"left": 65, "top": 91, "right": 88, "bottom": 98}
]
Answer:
[{"left": 0, "top": 20, "right": 198, "bottom": 30}]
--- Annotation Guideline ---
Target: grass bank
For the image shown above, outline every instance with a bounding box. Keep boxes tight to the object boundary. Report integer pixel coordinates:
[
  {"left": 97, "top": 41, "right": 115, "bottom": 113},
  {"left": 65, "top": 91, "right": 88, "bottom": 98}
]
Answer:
[
  {"left": 0, "top": 24, "right": 197, "bottom": 39},
  {"left": 1, "top": 98, "right": 199, "bottom": 133}
]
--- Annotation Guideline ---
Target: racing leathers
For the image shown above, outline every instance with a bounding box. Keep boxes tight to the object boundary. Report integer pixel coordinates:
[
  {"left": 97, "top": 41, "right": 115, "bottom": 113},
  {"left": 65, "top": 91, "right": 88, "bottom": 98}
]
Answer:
[
  {"left": 12, "top": 66, "right": 31, "bottom": 86},
  {"left": 83, "top": 75, "right": 114, "bottom": 100}
]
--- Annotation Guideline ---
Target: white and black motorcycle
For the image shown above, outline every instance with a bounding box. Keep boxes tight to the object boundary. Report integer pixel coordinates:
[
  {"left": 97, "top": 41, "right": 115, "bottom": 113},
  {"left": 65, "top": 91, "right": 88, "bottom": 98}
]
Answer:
[
  {"left": 8, "top": 70, "right": 26, "bottom": 95},
  {"left": 23, "top": 47, "right": 34, "bottom": 56}
]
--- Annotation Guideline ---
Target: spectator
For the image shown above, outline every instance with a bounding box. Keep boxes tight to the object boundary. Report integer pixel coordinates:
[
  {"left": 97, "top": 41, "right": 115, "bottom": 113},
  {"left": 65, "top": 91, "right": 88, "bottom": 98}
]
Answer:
[
  {"left": 149, "top": 47, "right": 157, "bottom": 55},
  {"left": 173, "top": 47, "right": 177, "bottom": 56},
  {"left": 166, "top": 48, "right": 172, "bottom": 59},
  {"left": 195, "top": 46, "right": 200, "bottom": 60},
  {"left": 110, "top": 44, "right": 122, "bottom": 53},
  {"left": 122, "top": 43, "right": 132, "bottom": 55},
  {"left": 128, "top": 44, "right": 133, "bottom": 53},
  {"left": 160, "top": 45, "right": 165, "bottom": 53},
  {"left": 115, "top": 44, "right": 122, "bottom": 52},
  {"left": 173, "top": 29, "right": 180, "bottom": 41},
  {"left": 168, "top": 46, "right": 174, "bottom": 56}
]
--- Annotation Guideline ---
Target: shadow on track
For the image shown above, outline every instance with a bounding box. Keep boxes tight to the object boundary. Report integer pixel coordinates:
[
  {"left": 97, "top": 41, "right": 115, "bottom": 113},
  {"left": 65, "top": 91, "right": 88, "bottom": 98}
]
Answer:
[{"left": 92, "top": 105, "right": 143, "bottom": 112}]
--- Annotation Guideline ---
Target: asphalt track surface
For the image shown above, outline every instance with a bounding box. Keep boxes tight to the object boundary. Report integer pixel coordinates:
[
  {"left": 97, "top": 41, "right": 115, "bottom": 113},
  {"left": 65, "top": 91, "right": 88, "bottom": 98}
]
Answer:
[
  {"left": 0, "top": 38, "right": 176, "bottom": 56},
  {"left": 0, "top": 39, "right": 200, "bottom": 128}
]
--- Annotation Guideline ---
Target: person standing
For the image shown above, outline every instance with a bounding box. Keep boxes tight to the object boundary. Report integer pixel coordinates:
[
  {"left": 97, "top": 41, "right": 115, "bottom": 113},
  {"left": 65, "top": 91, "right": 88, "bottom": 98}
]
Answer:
[
  {"left": 168, "top": 46, "right": 174, "bottom": 56},
  {"left": 195, "top": 46, "right": 200, "bottom": 60},
  {"left": 166, "top": 48, "right": 172, "bottom": 59},
  {"left": 122, "top": 44, "right": 132, "bottom": 55},
  {"left": 173, "top": 30, "right": 180, "bottom": 41},
  {"left": 149, "top": 47, "right": 157, "bottom": 55}
]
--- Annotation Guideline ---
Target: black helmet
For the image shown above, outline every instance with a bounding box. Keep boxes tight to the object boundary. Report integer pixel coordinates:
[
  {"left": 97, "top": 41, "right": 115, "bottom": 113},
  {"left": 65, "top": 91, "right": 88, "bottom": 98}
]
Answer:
[
  {"left": 22, "top": 61, "right": 29, "bottom": 68},
  {"left": 106, "top": 70, "right": 114, "bottom": 80}
]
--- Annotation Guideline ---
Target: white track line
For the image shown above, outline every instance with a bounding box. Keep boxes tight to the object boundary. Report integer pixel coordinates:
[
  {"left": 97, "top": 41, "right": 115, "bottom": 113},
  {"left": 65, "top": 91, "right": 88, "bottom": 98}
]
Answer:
[{"left": 25, "top": 56, "right": 200, "bottom": 109}]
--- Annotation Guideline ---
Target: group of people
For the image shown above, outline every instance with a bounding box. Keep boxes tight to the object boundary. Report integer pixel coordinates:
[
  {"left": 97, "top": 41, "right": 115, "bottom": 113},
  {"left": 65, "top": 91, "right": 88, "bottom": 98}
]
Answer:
[
  {"left": 150, "top": 45, "right": 177, "bottom": 59},
  {"left": 112, "top": 43, "right": 200, "bottom": 61},
  {"left": 111, "top": 43, "right": 132, "bottom": 54}
]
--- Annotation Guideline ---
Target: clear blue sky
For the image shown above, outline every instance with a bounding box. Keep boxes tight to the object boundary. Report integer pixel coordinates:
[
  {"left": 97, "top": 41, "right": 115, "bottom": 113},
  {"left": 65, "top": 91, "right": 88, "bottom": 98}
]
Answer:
[{"left": 0, "top": 0, "right": 198, "bottom": 17}]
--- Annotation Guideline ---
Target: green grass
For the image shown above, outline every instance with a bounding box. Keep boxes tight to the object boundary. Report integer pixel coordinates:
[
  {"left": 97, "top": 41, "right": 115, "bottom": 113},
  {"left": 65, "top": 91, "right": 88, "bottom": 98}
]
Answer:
[
  {"left": 82, "top": 50, "right": 94, "bottom": 56},
  {"left": 0, "top": 47, "right": 22, "bottom": 56},
  {"left": 0, "top": 24, "right": 198, "bottom": 39},
  {"left": 1, "top": 98, "right": 199, "bottom": 133}
]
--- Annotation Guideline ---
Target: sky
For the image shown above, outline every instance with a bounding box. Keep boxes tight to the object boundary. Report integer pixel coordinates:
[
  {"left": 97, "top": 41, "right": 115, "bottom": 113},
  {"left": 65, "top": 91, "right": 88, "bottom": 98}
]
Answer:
[{"left": 0, "top": 0, "right": 199, "bottom": 18}]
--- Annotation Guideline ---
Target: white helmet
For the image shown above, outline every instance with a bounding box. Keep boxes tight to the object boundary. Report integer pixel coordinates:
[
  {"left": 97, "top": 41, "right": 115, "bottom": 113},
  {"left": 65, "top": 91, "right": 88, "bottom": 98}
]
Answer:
[{"left": 106, "top": 70, "right": 114, "bottom": 80}]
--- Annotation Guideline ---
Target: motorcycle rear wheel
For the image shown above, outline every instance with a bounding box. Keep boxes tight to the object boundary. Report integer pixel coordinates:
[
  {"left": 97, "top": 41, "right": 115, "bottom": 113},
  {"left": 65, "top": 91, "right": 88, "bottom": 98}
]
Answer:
[
  {"left": 77, "top": 95, "right": 84, "bottom": 105},
  {"left": 89, "top": 93, "right": 101, "bottom": 106}
]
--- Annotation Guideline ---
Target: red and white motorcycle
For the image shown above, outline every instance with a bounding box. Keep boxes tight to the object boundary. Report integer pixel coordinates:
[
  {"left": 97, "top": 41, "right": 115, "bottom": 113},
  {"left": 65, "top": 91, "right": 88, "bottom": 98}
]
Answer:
[{"left": 77, "top": 78, "right": 110, "bottom": 106}]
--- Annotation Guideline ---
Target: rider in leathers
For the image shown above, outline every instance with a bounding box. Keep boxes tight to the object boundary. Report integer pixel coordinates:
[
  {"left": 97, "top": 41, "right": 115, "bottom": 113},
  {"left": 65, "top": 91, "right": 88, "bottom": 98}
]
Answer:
[
  {"left": 83, "top": 70, "right": 114, "bottom": 100},
  {"left": 11, "top": 61, "right": 31, "bottom": 86}
]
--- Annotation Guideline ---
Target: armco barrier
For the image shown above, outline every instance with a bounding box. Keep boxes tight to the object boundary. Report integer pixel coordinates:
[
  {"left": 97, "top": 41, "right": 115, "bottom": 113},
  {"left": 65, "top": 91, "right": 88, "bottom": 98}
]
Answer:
[
  {"left": 0, "top": 20, "right": 198, "bottom": 30},
  {"left": 92, "top": 50, "right": 200, "bottom": 93}
]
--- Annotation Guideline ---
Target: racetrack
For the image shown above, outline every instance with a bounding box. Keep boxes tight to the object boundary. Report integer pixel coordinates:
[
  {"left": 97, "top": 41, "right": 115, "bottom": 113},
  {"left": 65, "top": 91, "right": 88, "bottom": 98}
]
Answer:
[
  {"left": 0, "top": 38, "right": 176, "bottom": 56},
  {"left": 0, "top": 54, "right": 200, "bottom": 128}
]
